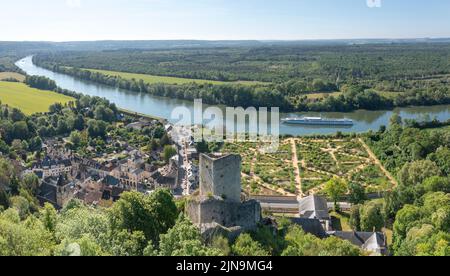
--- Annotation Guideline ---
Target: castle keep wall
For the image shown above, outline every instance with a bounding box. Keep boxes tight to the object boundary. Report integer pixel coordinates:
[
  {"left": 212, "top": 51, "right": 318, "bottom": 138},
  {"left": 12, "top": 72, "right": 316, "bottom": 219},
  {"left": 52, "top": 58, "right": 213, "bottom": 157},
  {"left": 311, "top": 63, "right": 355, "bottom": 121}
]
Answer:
[
  {"left": 188, "top": 197, "right": 261, "bottom": 230},
  {"left": 188, "top": 153, "right": 262, "bottom": 236},
  {"left": 199, "top": 154, "right": 241, "bottom": 203}
]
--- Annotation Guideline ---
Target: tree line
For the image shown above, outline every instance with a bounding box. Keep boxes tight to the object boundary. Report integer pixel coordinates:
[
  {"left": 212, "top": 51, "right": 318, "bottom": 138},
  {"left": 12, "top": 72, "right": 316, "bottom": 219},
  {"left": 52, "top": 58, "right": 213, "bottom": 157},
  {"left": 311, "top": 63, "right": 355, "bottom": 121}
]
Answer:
[
  {"left": 363, "top": 116, "right": 450, "bottom": 255},
  {"left": 0, "top": 187, "right": 365, "bottom": 256},
  {"left": 33, "top": 44, "right": 450, "bottom": 83},
  {"left": 31, "top": 60, "right": 450, "bottom": 112}
]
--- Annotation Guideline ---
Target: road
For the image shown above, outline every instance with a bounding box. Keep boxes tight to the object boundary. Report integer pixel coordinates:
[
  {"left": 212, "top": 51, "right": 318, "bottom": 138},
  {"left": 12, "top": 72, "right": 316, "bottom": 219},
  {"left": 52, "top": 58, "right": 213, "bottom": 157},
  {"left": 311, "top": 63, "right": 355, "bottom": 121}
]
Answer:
[
  {"left": 289, "top": 139, "right": 304, "bottom": 198},
  {"left": 252, "top": 195, "right": 352, "bottom": 213},
  {"left": 255, "top": 196, "right": 298, "bottom": 209},
  {"left": 169, "top": 125, "right": 195, "bottom": 195}
]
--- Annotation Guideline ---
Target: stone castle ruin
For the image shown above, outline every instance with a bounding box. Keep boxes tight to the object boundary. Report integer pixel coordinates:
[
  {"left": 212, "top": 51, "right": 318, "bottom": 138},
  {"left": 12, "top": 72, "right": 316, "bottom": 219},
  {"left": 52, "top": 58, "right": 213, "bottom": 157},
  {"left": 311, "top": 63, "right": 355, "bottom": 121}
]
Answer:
[{"left": 186, "top": 153, "right": 261, "bottom": 238}]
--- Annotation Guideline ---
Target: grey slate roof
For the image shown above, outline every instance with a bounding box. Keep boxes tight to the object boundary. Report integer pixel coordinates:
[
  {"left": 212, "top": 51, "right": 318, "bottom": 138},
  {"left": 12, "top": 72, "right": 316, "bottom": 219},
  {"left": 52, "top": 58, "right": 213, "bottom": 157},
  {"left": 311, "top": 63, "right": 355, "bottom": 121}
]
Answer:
[
  {"left": 298, "top": 195, "right": 330, "bottom": 221},
  {"left": 103, "top": 175, "right": 120, "bottom": 186},
  {"left": 37, "top": 183, "right": 57, "bottom": 207},
  {"left": 291, "top": 218, "right": 327, "bottom": 238},
  {"left": 34, "top": 170, "right": 44, "bottom": 179},
  {"left": 111, "top": 187, "right": 125, "bottom": 200},
  {"left": 39, "top": 157, "right": 72, "bottom": 168},
  {"left": 327, "top": 231, "right": 387, "bottom": 255},
  {"left": 362, "top": 232, "right": 387, "bottom": 255},
  {"left": 131, "top": 168, "right": 144, "bottom": 176}
]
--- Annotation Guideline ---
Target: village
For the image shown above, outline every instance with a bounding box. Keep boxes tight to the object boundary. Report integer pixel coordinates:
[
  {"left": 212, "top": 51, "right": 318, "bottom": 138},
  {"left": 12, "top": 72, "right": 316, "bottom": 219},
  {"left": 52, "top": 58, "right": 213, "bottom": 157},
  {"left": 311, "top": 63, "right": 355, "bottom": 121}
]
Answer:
[
  {"left": 19, "top": 116, "right": 192, "bottom": 209},
  {"left": 14, "top": 113, "right": 387, "bottom": 255}
]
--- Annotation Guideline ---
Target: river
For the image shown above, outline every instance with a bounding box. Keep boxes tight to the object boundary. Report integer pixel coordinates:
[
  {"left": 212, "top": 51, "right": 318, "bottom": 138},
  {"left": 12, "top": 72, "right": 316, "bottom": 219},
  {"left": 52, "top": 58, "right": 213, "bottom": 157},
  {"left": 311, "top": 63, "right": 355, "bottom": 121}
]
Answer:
[{"left": 16, "top": 56, "right": 450, "bottom": 136}]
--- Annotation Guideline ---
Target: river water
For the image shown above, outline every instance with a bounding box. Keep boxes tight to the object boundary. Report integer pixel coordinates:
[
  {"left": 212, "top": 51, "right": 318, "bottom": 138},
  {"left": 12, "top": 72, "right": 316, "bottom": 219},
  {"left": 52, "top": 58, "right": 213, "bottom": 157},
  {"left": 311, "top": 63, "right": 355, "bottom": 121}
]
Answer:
[{"left": 16, "top": 56, "right": 450, "bottom": 136}]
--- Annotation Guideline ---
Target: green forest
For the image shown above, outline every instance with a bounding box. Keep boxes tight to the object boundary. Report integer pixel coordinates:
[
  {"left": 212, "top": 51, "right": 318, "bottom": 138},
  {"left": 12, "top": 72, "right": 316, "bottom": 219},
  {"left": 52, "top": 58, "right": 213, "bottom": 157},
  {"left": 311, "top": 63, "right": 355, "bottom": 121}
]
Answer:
[
  {"left": 364, "top": 117, "right": 450, "bottom": 256},
  {"left": 33, "top": 43, "right": 450, "bottom": 112},
  {"left": 33, "top": 44, "right": 450, "bottom": 83}
]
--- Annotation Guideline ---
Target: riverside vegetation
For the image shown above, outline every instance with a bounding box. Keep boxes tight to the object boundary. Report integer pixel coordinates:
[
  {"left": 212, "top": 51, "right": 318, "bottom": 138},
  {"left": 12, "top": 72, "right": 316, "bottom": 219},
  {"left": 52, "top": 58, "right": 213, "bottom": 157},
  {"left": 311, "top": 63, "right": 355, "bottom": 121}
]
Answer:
[{"left": 33, "top": 43, "right": 450, "bottom": 112}]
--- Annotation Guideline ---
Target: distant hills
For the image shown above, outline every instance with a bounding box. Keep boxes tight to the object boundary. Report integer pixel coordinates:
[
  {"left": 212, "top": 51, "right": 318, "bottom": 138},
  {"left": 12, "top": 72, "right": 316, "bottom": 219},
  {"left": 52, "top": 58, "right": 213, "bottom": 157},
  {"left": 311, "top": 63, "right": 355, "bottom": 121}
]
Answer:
[{"left": 2, "top": 38, "right": 450, "bottom": 54}]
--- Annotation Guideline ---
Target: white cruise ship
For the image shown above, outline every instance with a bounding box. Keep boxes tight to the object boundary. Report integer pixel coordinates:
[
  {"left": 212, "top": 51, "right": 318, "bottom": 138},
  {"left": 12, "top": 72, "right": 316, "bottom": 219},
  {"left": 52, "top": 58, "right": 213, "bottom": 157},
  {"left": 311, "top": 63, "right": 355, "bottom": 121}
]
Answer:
[{"left": 282, "top": 116, "right": 354, "bottom": 126}]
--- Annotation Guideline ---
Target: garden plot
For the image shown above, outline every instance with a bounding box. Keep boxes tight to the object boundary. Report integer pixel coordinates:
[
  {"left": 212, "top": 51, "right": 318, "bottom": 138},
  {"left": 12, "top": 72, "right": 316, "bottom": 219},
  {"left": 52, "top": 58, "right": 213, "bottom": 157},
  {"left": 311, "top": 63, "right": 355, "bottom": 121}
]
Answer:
[
  {"left": 221, "top": 137, "right": 393, "bottom": 196},
  {"left": 222, "top": 140, "right": 296, "bottom": 195},
  {"left": 295, "top": 138, "right": 392, "bottom": 195}
]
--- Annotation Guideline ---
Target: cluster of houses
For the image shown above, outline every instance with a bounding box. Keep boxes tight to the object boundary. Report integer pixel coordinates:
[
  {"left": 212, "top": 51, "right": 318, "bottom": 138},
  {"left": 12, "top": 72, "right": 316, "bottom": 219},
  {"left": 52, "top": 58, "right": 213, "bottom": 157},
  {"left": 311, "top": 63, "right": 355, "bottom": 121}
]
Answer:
[
  {"left": 26, "top": 135, "right": 177, "bottom": 209},
  {"left": 23, "top": 119, "right": 196, "bottom": 210},
  {"left": 293, "top": 195, "right": 388, "bottom": 256}
]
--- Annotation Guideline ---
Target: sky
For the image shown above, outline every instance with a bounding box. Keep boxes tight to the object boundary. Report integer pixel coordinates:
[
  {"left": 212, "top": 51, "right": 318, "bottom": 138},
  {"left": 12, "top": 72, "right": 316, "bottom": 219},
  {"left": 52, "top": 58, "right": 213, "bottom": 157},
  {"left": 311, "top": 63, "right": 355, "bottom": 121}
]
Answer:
[{"left": 2, "top": 0, "right": 450, "bottom": 41}]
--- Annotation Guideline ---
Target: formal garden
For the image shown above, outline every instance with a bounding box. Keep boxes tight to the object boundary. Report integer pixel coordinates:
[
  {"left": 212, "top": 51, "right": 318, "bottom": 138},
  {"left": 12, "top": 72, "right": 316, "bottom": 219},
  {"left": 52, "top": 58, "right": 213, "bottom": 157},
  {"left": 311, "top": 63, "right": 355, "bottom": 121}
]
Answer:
[{"left": 221, "top": 137, "right": 394, "bottom": 196}]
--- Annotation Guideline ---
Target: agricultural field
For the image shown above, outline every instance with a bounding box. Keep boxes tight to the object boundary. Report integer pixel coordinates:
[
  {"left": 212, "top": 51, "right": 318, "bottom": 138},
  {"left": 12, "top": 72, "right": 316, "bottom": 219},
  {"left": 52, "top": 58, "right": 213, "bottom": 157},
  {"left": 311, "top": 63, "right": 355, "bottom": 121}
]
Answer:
[
  {"left": 431, "top": 124, "right": 450, "bottom": 132},
  {"left": 306, "top": 91, "right": 342, "bottom": 100},
  {"left": 0, "top": 81, "right": 74, "bottom": 115},
  {"left": 305, "top": 90, "right": 400, "bottom": 100},
  {"left": 0, "top": 72, "right": 26, "bottom": 82},
  {"left": 222, "top": 137, "right": 395, "bottom": 196},
  {"left": 83, "top": 68, "right": 264, "bottom": 86},
  {"left": 376, "top": 91, "right": 402, "bottom": 99}
]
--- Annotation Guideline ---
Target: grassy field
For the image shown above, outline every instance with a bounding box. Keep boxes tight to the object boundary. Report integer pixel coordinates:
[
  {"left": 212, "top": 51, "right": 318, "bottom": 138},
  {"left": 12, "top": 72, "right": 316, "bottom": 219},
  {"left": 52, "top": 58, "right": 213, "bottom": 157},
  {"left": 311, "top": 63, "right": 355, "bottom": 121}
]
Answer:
[
  {"left": 306, "top": 90, "right": 400, "bottom": 100},
  {"left": 330, "top": 211, "right": 352, "bottom": 231},
  {"left": 377, "top": 91, "right": 401, "bottom": 99},
  {"left": 306, "top": 91, "right": 343, "bottom": 100},
  {"left": 0, "top": 81, "right": 74, "bottom": 115},
  {"left": 0, "top": 72, "right": 26, "bottom": 82},
  {"left": 83, "top": 68, "right": 265, "bottom": 86}
]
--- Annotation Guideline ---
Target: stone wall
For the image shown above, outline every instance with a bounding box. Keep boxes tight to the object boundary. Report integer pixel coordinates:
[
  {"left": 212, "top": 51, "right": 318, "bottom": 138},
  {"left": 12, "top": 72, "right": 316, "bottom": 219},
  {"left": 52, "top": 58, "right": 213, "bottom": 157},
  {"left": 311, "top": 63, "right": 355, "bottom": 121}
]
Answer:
[
  {"left": 199, "top": 154, "right": 241, "bottom": 203},
  {"left": 186, "top": 197, "right": 201, "bottom": 225},
  {"left": 187, "top": 153, "right": 262, "bottom": 237},
  {"left": 187, "top": 196, "right": 261, "bottom": 231}
]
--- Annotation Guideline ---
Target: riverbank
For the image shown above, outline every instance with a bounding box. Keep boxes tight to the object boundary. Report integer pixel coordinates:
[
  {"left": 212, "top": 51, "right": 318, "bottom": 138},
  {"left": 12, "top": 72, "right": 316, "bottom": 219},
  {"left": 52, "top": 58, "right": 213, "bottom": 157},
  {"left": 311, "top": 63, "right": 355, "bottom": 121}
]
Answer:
[
  {"left": 16, "top": 56, "right": 450, "bottom": 136},
  {"left": 31, "top": 57, "right": 450, "bottom": 113},
  {"left": 118, "top": 107, "right": 166, "bottom": 123}
]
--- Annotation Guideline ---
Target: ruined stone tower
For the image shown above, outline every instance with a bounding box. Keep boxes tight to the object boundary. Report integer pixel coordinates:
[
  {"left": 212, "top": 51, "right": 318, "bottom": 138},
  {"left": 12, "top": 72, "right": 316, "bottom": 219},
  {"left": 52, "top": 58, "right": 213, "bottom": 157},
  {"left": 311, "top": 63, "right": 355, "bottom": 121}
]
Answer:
[
  {"left": 199, "top": 154, "right": 241, "bottom": 203},
  {"left": 187, "top": 153, "right": 262, "bottom": 239}
]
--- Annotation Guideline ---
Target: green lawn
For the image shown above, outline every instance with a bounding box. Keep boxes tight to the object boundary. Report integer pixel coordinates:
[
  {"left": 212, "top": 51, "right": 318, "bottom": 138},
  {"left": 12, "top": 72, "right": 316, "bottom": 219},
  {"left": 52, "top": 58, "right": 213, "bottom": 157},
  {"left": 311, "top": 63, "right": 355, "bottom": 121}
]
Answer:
[
  {"left": 383, "top": 228, "right": 393, "bottom": 246},
  {"left": 306, "top": 91, "right": 343, "bottom": 99},
  {"left": 330, "top": 211, "right": 352, "bottom": 231},
  {"left": 0, "top": 72, "right": 26, "bottom": 82},
  {"left": 377, "top": 91, "right": 401, "bottom": 99},
  {"left": 424, "top": 125, "right": 450, "bottom": 133},
  {"left": 83, "top": 68, "right": 264, "bottom": 86},
  {"left": 0, "top": 81, "right": 74, "bottom": 115},
  {"left": 305, "top": 90, "right": 400, "bottom": 100}
]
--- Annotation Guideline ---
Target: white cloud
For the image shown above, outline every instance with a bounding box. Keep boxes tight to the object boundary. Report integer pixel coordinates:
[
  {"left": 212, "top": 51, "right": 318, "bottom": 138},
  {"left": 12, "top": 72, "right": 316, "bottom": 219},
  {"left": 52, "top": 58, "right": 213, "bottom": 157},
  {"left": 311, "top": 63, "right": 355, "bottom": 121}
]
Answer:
[{"left": 66, "top": 0, "right": 82, "bottom": 8}]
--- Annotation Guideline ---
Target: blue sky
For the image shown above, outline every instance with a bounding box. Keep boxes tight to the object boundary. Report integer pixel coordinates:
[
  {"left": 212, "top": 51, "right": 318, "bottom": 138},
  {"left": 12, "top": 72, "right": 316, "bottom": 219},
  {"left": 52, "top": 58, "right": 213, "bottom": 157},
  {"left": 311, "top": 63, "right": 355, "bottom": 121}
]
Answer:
[{"left": 2, "top": 0, "right": 450, "bottom": 41}]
